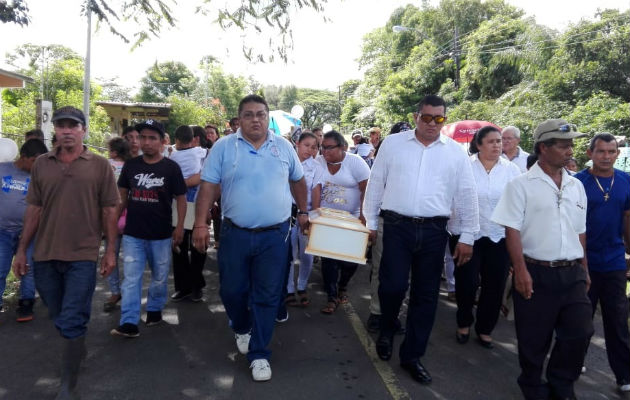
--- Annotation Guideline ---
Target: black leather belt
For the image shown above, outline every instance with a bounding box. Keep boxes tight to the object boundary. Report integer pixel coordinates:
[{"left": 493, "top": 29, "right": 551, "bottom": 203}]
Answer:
[
  {"left": 524, "top": 256, "right": 582, "bottom": 268},
  {"left": 380, "top": 209, "right": 449, "bottom": 224},
  {"left": 224, "top": 218, "right": 287, "bottom": 233}
]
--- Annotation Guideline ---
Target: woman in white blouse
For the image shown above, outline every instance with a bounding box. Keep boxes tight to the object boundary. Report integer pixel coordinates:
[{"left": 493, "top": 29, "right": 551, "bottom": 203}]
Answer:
[{"left": 453, "top": 126, "right": 520, "bottom": 348}]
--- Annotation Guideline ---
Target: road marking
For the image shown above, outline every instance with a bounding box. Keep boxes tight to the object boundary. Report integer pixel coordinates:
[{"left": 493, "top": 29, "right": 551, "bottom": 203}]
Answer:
[{"left": 342, "top": 301, "right": 412, "bottom": 400}]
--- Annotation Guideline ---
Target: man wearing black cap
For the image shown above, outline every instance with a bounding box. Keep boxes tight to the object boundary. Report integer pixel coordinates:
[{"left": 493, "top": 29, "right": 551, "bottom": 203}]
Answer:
[
  {"left": 111, "top": 119, "right": 187, "bottom": 338},
  {"left": 12, "top": 106, "right": 120, "bottom": 399},
  {"left": 492, "top": 119, "right": 592, "bottom": 400}
]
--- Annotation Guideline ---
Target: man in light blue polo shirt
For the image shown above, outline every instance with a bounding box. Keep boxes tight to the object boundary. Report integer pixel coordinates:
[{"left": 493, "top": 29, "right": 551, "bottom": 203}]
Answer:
[{"left": 193, "top": 94, "right": 308, "bottom": 382}]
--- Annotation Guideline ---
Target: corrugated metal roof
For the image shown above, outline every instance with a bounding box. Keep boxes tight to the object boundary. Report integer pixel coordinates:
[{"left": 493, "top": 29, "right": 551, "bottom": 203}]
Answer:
[
  {"left": 0, "top": 68, "right": 34, "bottom": 82},
  {"left": 95, "top": 101, "right": 171, "bottom": 108}
]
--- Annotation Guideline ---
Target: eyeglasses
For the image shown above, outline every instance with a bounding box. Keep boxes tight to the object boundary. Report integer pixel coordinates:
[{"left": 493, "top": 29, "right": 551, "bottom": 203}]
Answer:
[
  {"left": 240, "top": 111, "right": 268, "bottom": 121},
  {"left": 321, "top": 145, "right": 340, "bottom": 151},
  {"left": 418, "top": 114, "right": 446, "bottom": 124}
]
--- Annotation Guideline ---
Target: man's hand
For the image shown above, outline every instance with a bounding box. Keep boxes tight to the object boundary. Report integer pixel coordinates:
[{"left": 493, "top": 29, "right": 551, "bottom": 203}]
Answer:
[
  {"left": 368, "top": 230, "right": 377, "bottom": 244},
  {"left": 192, "top": 225, "right": 209, "bottom": 253},
  {"left": 172, "top": 226, "right": 184, "bottom": 247},
  {"left": 12, "top": 251, "right": 28, "bottom": 277},
  {"left": 99, "top": 251, "right": 116, "bottom": 277},
  {"left": 514, "top": 267, "right": 533, "bottom": 299},
  {"left": 453, "top": 242, "right": 473, "bottom": 267},
  {"left": 297, "top": 214, "right": 309, "bottom": 234}
]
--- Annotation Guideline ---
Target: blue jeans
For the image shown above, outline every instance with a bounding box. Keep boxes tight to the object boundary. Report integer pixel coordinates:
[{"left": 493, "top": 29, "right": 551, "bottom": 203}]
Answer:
[
  {"left": 120, "top": 235, "right": 172, "bottom": 325},
  {"left": 378, "top": 212, "right": 449, "bottom": 363},
  {"left": 33, "top": 260, "right": 97, "bottom": 338},
  {"left": 0, "top": 229, "right": 35, "bottom": 306},
  {"left": 106, "top": 235, "right": 123, "bottom": 295},
  {"left": 218, "top": 220, "right": 290, "bottom": 362}
]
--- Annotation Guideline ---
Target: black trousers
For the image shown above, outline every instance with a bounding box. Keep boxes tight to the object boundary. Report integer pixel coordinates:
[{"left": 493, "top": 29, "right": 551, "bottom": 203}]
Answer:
[
  {"left": 321, "top": 258, "right": 358, "bottom": 301},
  {"left": 172, "top": 229, "right": 207, "bottom": 293},
  {"left": 378, "top": 212, "right": 449, "bottom": 363},
  {"left": 450, "top": 236, "right": 509, "bottom": 335},
  {"left": 513, "top": 263, "right": 593, "bottom": 400},
  {"left": 588, "top": 269, "right": 630, "bottom": 384}
]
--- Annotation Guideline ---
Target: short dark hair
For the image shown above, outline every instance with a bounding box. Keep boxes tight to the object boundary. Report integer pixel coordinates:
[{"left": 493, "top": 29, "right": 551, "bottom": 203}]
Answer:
[
  {"left": 238, "top": 94, "right": 269, "bottom": 115},
  {"left": 298, "top": 132, "right": 317, "bottom": 142},
  {"left": 589, "top": 132, "right": 617, "bottom": 151},
  {"left": 25, "top": 129, "right": 44, "bottom": 140},
  {"left": 526, "top": 154, "right": 538, "bottom": 170},
  {"left": 417, "top": 94, "right": 447, "bottom": 113},
  {"left": 20, "top": 138, "right": 48, "bottom": 157},
  {"left": 534, "top": 138, "right": 557, "bottom": 156},
  {"left": 205, "top": 124, "right": 218, "bottom": 133},
  {"left": 469, "top": 126, "right": 501, "bottom": 154},
  {"left": 323, "top": 130, "right": 345, "bottom": 148},
  {"left": 192, "top": 125, "right": 210, "bottom": 148},
  {"left": 174, "top": 125, "right": 194, "bottom": 144},
  {"left": 108, "top": 137, "right": 131, "bottom": 161},
  {"left": 312, "top": 127, "right": 323, "bottom": 133},
  {"left": 389, "top": 121, "right": 412, "bottom": 135},
  {"left": 122, "top": 126, "right": 138, "bottom": 137}
]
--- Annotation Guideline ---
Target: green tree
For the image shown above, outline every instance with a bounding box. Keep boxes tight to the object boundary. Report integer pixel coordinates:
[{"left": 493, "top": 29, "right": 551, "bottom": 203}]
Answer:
[
  {"left": 297, "top": 88, "right": 339, "bottom": 129},
  {"left": 137, "top": 61, "right": 197, "bottom": 103},
  {"left": 166, "top": 95, "right": 223, "bottom": 135},
  {"left": 195, "top": 62, "right": 249, "bottom": 117},
  {"left": 537, "top": 9, "right": 630, "bottom": 104}
]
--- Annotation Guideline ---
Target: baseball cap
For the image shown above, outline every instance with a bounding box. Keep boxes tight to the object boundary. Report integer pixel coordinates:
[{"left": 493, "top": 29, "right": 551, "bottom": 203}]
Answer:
[
  {"left": 351, "top": 130, "right": 363, "bottom": 138},
  {"left": 533, "top": 119, "right": 586, "bottom": 143},
  {"left": 51, "top": 106, "right": 86, "bottom": 125},
  {"left": 135, "top": 119, "right": 165, "bottom": 137}
]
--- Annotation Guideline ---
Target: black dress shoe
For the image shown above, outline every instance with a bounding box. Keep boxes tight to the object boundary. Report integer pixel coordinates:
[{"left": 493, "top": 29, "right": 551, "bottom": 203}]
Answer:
[
  {"left": 367, "top": 313, "right": 380, "bottom": 333},
  {"left": 400, "top": 360, "right": 432, "bottom": 384},
  {"left": 476, "top": 337, "right": 494, "bottom": 349},
  {"left": 376, "top": 335, "right": 393, "bottom": 361},
  {"left": 456, "top": 331, "right": 469, "bottom": 344}
]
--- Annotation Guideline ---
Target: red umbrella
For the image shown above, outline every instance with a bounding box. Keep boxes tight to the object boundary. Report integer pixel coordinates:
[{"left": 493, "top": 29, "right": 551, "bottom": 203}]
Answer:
[{"left": 441, "top": 120, "right": 502, "bottom": 143}]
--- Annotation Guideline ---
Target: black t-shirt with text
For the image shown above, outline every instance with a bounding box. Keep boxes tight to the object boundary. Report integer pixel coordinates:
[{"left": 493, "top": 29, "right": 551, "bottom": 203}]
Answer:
[{"left": 118, "top": 156, "right": 187, "bottom": 240}]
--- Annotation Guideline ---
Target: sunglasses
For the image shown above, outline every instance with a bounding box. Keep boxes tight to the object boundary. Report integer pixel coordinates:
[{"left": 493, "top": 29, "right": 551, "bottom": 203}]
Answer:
[
  {"left": 538, "top": 124, "right": 578, "bottom": 139},
  {"left": 418, "top": 114, "right": 447, "bottom": 124}
]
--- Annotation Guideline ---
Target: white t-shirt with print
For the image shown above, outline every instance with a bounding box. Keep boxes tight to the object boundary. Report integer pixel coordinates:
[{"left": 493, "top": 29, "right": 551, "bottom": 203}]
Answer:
[{"left": 315, "top": 152, "right": 371, "bottom": 217}]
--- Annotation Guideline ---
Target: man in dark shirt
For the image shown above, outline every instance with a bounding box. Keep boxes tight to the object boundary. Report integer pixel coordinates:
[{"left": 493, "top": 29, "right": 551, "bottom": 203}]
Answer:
[
  {"left": 111, "top": 119, "right": 187, "bottom": 338},
  {"left": 575, "top": 133, "right": 630, "bottom": 393}
]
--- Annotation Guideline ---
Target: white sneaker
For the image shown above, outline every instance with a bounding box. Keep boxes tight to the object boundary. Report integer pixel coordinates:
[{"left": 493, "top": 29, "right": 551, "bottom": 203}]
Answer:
[
  {"left": 235, "top": 332, "right": 251, "bottom": 354},
  {"left": 250, "top": 359, "right": 272, "bottom": 381},
  {"left": 581, "top": 366, "right": 586, "bottom": 374},
  {"left": 619, "top": 382, "right": 630, "bottom": 392}
]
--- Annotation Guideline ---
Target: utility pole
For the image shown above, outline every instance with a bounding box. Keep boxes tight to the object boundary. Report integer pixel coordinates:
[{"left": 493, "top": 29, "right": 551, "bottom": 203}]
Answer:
[
  {"left": 454, "top": 26, "right": 461, "bottom": 90},
  {"left": 83, "top": 5, "right": 92, "bottom": 137}
]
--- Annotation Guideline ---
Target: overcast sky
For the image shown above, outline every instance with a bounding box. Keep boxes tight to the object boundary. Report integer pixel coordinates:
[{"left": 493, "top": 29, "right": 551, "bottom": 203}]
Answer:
[{"left": 0, "top": 0, "right": 628, "bottom": 93}]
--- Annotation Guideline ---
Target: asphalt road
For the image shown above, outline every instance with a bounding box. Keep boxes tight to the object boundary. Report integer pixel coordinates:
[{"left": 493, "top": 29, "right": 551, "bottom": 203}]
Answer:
[{"left": 0, "top": 247, "right": 626, "bottom": 400}]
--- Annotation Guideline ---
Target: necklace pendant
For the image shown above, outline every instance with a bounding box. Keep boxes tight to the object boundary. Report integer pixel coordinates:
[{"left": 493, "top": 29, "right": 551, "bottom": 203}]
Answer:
[{"left": 604, "top": 193, "right": 609, "bottom": 201}]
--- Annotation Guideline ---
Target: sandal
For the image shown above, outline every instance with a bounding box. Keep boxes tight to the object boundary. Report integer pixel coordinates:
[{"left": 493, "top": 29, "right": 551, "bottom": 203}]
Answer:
[
  {"left": 297, "top": 290, "right": 310, "bottom": 306},
  {"left": 320, "top": 299, "right": 339, "bottom": 315},
  {"left": 338, "top": 290, "right": 349, "bottom": 304},
  {"left": 285, "top": 293, "right": 299, "bottom": 307}
]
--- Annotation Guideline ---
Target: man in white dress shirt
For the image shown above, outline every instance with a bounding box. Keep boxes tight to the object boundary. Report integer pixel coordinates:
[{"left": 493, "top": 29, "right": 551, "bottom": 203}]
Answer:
[
  {"left": 492, "top": 119, "right": 592, "bottom": 400},
  {"left": 502, "top": 125, "right": 529, "bottom": 173},
  {"left": 363, "top": 94, "right": 479, "bottom": 384}
]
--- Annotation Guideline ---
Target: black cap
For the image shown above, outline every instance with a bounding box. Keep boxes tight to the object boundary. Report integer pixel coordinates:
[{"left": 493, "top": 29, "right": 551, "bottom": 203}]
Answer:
[
  {"left": 51, "top": 106, "right": 86, "bottom": 125},
  {"left": 135, "top": 119, "right": 165, "bottom": 137}
]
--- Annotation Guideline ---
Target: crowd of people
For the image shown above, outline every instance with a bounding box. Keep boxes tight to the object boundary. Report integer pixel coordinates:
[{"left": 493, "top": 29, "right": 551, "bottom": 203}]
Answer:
[{"left": 1, "top": 93, "right": 629, "bottom": 400}]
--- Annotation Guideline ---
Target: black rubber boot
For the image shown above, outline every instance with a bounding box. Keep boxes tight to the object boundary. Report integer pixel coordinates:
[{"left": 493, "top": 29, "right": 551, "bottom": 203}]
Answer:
[{"left": 55, "top": 336, "right": 85, "bottom": 400}]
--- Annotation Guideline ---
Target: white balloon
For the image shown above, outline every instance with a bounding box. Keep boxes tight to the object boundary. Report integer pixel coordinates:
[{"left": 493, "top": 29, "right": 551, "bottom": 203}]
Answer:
[
  {"left": 322, "top": 124, "right": 333, "bottom": 133},
  {"left": 0, "top": 138, "right": 19, "bottom": 162},
  {"left": 290, "top": 105, "right": 304, "bottom": 119}
]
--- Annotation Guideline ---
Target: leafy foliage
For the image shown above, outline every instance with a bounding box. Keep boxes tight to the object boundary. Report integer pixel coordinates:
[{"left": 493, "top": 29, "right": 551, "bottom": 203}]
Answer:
[{"left": 136, "top": 61, "right": 197, "bottom": 103}]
